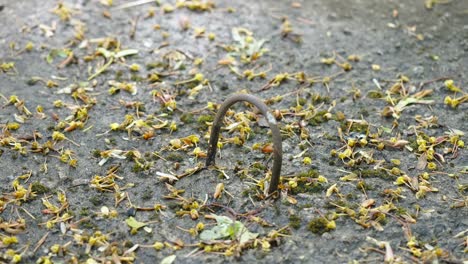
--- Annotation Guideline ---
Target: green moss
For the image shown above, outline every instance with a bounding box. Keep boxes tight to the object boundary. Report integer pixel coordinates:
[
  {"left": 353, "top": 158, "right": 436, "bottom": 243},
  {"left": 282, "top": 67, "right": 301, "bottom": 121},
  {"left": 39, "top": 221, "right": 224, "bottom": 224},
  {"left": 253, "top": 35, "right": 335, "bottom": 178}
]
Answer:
[
  {"left": 250, "top": 162, "right": 266, "bottom": 176},
  {"left": 289, "top": 214, "right": 302, "bottom": 229},
  {"left": 296, "top": 169, "right": 320, "bottom": 178},
  {"left": 307, "top": 217, "right": 332, "bottom": 235},
  {"left": 132, "top": 159, "right": 153, "bottom": 173},
  {"left": 180, "top": 113, "right": 194, "bottom": 124},
  {"left": 408, "top": 139, "right": 418, "bottom": 151},
  {"left": 359, "top": 108, "right": 370, "bottom": 117},
  {"left": 395, "top": 207, "right": 408, "bottom": 216},
  {"left": 130, "top": 74, "right": 144, "bottom": 82},
  {"left": 31, "top": 182, "right": 50, "bottom": 195},
  {"left": 290, "top": 169, "right": 324, "bottom": 195},
  {"left": 197, "top": 114, "right": 214, "bottom": 129},
  {"left": 292, "top": 183, "right": 324, "bottom": 194},
  {"left": 132, "top": 163, "right": 144, "bottom": 173},
  {"left": 323, "top": 132, "right": 339, "bottom": 141},
  {"left": 355, "top": 169, "right": 392, "bottom": 180},
  {"left": 298, "top": 203, "right": 314, "bottom": 210},
  {"left": 26, "top": 78, "right": 40, "bottom": 86},
  {"left": 91, "top": 149, "right": 101, "bottom": 158},
  {"left": 356, "top": 180, "right": 373, "bottom": 192},
  {"left": 166, "top": 152, "right": 184, "bottom": 162},
  {"left": 79, "top": 219, "right": 97, "bottom": 229},
  {"left": 373, "top": 212, "right": 388, "bottom": 225},
  {"left": 308, "top": 110, "right": 329, "bottom": 126},
  {"left": 90, "top": 196, "right": 102, "bottom": 206},
  {"left": 345, "top": 192, "right": 357, "bottom": 200},
  {"left": 79, "top": 208, "right": 90, "bottom": 216},
  {"left": 115, "top": 70, "right": 123, "bottom": 81},
  {"left": 297, "top": 97, "right": 307, "bottom": 106},
  {"left": 367, "top": 90, "right": 384, "bottom": 99},
  {"left": 342, "top": 122, "right": 369, "bottom": 133},
  {"left": 251, "top": 162, "right": 266, "bottom": 171},
  {"left": 146, "top": 62, "right": 164, "bottom": 70},
  {"left": 333, "top": 111, "right": 346, "bottom": 121},
  {"left": 108, "top": 138, "right": 117, "bottom": 145},
  {"left": 325, "top": 199, "right": 356, "bottom": 210},
  {"left": 252, "top": 126, "right": 263, "bottom": 135},
  {"left": 247, "top": 131, "right": 257, "bottom": 140},
  {"left": 141, "top": 188, "right": 154, "bottom": 200},
  {"left": 241, "top": 185, "right": 259, "bottom": 197},
  {"left": 311, "top": 94, "right": 331, "bottom": 104}
]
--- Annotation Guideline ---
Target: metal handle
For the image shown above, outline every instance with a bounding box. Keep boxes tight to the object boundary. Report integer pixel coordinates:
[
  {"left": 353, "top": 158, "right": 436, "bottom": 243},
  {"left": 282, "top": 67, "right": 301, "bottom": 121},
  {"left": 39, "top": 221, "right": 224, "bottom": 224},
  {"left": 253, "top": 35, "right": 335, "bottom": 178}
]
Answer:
[{"left": 206, "top": 94, "right": 283, "bottom": 195}]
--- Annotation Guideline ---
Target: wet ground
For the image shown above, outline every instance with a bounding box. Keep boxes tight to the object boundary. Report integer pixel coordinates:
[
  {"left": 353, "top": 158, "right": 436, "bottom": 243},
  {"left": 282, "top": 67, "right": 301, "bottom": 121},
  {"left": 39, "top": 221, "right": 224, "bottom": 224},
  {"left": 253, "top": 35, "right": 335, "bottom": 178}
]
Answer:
[{"left": 0, "top": 0, "right": 467, "bottom": 263}]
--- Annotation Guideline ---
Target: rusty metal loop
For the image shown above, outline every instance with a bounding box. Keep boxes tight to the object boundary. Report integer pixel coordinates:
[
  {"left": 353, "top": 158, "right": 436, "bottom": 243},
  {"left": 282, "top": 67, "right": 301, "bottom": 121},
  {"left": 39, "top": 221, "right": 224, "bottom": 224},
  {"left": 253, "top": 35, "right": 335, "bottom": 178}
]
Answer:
[{"left": 206, "top": 93, "right": 282, "bottom": 195}]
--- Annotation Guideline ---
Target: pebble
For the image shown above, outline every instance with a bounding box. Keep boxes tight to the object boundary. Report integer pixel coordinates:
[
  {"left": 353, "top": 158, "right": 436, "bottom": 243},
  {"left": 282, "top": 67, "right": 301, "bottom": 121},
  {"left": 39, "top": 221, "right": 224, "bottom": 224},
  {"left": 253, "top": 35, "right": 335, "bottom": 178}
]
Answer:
[
  {"left": 72, "top": 178, "right": 89, "bottom": 186},
  {"left": 322, "top": 232, "right": 332, "bottom": 240},
  {"left": 412, "top": 66, "right": 424, "bottom": 77}
]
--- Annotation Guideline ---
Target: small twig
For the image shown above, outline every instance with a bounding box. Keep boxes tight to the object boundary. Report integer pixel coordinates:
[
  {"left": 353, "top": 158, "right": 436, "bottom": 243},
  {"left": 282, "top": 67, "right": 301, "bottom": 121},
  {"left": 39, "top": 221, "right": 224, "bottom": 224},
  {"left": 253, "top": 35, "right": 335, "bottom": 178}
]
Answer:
[
  {"left": 88, "top": 57, "right": 113, "bottom": 80},
  {"left": 418, "top": 76, "right": 451, "bottom": 89},
  {"left": 33, "top": 232, "right": 50, "bottom": 253},
  {"left": 58, "top": 52, "right": 74, "bottom": 68},
  {"left": 129, "top": 16, "right": 139, "bottom": 39},
  {"left": 20, "top": 207, "right": 36, "bottom": 220},
  {"left": 204, "top": 203, "right": 238, "bottom": 219}
]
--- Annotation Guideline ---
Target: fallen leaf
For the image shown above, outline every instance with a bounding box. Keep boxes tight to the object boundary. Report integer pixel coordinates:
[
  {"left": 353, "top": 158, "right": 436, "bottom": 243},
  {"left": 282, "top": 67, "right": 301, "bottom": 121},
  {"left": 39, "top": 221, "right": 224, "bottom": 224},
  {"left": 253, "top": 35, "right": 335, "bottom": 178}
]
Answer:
[
  {"left": 125, "top": 216, "right": 147, "bottom": 233},
  {"left": 160, "top": 255, "right": 176, "bottom": 264},
  {"left": 200, "top": 214, "right": 258, "bottom": 245}
]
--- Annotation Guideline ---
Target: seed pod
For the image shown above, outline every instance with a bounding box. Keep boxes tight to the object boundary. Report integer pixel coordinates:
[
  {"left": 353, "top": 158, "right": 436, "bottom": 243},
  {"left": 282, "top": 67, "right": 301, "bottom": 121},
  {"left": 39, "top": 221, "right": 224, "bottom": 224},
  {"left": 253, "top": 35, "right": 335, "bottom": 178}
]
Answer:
[
  {"left": 190, "top": 209, "right": 199, "bottom": 220},
  {"left": 262, "top": 144, "right": 274, "bottom": 154},
  {"left": 213, "top": 183, "right": 224, "bottom": 199}
]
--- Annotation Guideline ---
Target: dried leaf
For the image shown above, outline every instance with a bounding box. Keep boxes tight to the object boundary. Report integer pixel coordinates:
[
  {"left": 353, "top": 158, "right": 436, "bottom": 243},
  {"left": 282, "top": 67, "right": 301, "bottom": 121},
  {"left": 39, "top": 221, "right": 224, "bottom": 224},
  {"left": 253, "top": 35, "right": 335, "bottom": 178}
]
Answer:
[
  {"left": 416, "top": 153, "right": 427, "bottom": 170},
  {"left": 394, "top": 97, "right": 434, "bottom": 112}
]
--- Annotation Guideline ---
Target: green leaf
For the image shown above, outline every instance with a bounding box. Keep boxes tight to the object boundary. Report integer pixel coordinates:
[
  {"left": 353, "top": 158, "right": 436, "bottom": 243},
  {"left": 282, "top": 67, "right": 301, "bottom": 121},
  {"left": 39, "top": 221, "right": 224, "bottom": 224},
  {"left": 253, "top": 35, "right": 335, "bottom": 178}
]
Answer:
[
  {"left": 96, "top": 48, "right": 113, "bottom": 59},
  {"left": 88, "top": 57, "right": 113, "bottom": 81},
  {"left": 199, "top": 215, "right": 233, "bottom": 241},
  {"left": 230, "top": 27, "right": 267, "bottom": 63},
  {"left": 238, "top": 224, "right": 258, "bottom": 244},
  {"left": 46, "top": 49, "right": 69, "bottom": 64},
  {"left": 213, "top": 214, "right": 233, "bottom": 225},
  {"left": 56, "top": 50, "right": 69, "bottom": 58},
  {"left": 160, "top": 255, "right": 176, "bottom": 264},
  {"left": 46, "top": 53, "right": 54, "bottom": 64},
  {"left": 125, "top": 216, "right": 147, "bottom": 231},
  {"left": 379, "top": 126, "right": 393, "bottom": 134},
  {"left": 115, "top": 49, "right": 139, "bottom": 58},
  {"left": 199, "top": 226, "right": 228, "bottom": 241},
  {"left": 247, "top": 38, "right": 266, "bottom": 57},
  {"left": 231, "top": 27, "right": 243, "bottom": 43},
  {"left": 200, "top": 214, "right": 258, "bottom": 245}
]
